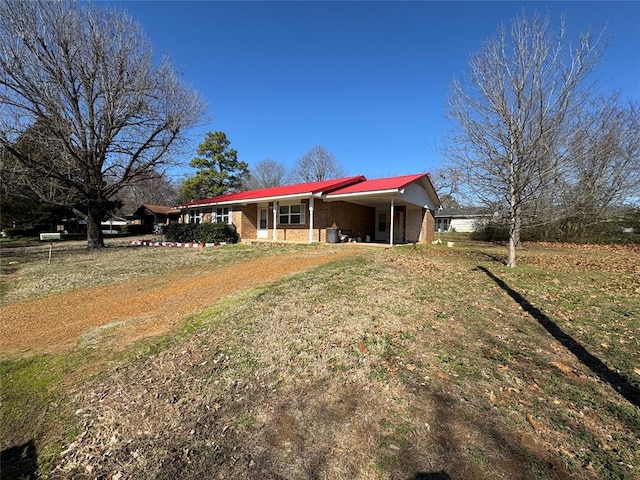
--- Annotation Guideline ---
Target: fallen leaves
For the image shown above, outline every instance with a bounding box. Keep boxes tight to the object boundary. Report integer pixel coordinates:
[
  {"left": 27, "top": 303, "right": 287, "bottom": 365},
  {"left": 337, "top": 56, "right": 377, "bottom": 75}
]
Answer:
[
  {"left": 521, "top": 243, "right": 640, "bottom": 274},
  {"left": 526, "top": 413, "right": 542, "bottom": 432},
  {"left": 528, "top": 383, "right": 542, "bottom": 393},
  {"left": 14, "top": 241, "right": 640, "bottom": 480},
  {"left": 550, "top": 361, "right": 573, "bottom": 374}
]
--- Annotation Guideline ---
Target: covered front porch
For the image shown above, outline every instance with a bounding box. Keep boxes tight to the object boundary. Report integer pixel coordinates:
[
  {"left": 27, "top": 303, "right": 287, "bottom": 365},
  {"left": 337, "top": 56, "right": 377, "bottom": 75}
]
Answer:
[
  {"left": 323, "top": 198, "right": 430, "bottom": 246},
  {"left": 322, "top": 174, "right": 439, "bottom": 246},
  {"left": 245, "top": 197, "right": 433, "bottom": 246},
  {"left": 247, "top": 196, "right": 376, "bottom": 244}
]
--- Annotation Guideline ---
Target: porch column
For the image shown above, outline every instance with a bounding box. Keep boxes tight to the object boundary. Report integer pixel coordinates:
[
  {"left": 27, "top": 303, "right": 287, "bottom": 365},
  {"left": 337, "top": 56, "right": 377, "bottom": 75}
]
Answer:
[
  {"left": 389, "top": 197, "right": 395, "bottom": 247},
  {"left": 272, "top": 202, "right": 278, "bottom": 241},
  {"left": 308, "top": 197, "right": 315, "bottom": 243}
]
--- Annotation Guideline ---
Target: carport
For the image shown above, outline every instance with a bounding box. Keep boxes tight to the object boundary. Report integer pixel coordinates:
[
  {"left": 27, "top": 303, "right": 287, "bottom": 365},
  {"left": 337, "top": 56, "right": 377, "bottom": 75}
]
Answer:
[{"left": 323, "top": 173, "right": 440, "bottom": 246}]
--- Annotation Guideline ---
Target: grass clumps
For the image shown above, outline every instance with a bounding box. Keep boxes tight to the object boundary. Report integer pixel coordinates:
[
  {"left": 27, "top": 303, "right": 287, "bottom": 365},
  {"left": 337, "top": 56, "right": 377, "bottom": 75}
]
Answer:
[{"left": 2, "top": 240, "right": 639, "bottom": 479}]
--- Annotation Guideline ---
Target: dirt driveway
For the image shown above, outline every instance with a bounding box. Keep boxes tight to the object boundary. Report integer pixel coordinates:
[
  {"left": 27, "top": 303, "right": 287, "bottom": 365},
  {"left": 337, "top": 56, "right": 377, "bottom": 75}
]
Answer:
[{"left": 0, "top": 249, "right": 358, "bottom": 356}]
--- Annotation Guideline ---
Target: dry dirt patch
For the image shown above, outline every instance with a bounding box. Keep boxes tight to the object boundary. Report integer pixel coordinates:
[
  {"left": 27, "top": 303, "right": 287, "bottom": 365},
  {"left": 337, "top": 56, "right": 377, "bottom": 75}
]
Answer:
[
  {"left": 4, "top": 242, "right": 639, "bottom": 479},
  {"left": 0, "top": 248, "right": 358, "bottom": 356},
  {"left": 50, "top": 247, "right": 576, "bottom": 480}
]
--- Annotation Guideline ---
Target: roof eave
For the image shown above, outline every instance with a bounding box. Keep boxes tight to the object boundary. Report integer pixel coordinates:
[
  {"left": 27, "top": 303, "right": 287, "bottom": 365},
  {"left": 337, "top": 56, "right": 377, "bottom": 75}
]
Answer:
[
  {"left": 324, "top": 188, "right": 400, "bottom": 200},
  {"left": 421, "top": 175, "right": 442, "bottom": 209},
  {"left": 178, "top": 192, "right": 317, "bottom": 208}
]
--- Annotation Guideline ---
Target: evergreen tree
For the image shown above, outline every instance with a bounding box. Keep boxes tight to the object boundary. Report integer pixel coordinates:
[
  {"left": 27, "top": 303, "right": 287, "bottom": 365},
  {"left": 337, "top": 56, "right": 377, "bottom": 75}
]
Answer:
[{"left": 181, "top": 132, "right": 249, "bottom": 200}]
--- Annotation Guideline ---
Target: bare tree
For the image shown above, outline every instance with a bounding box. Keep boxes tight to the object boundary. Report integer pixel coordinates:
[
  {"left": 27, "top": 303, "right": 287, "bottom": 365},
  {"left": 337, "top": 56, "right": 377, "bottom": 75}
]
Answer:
[
  {"left": 431, "top": 166, "right": 466, "bottom": 208},
  {"left": 522, "top": 95, "right": 640, "bottom": 240},
  {"left": 0, "top": 0, "right": 205, "bottom": 248},
  {"left": 244, "top": 158, "right": 288, "bottom": 190},
  {"left": 117, "top": 171, "right": 180, "bottom": 214},
  {"left": 560, "top": 97, "right": 640, "bottom": 223},
  {"left": 290, "top": 146, "right": 344, "bottom": 183},
  {"left": 446, "top": 12, "right": 603, "bottom": 266},
  {"left": 1, "top": 120, "right": 83, "bottom": 211}
]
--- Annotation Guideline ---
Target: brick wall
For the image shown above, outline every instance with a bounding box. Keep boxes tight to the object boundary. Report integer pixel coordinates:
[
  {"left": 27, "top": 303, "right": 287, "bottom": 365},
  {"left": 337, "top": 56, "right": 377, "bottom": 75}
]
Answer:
[
  {"left": 236, "top": 205, "right": 256, "bottom": 240},
  {"left": 314, "top": 200, "right": 375, "bottom": 241},
  {"left": 273, "top": 226, "right": 312, "bottom": 242},
  {"left": 421, "top": 208, "right": 435, "bottom": 244},
  {"left": 227, "top": 199, "right": 374, "bottom": 243}
]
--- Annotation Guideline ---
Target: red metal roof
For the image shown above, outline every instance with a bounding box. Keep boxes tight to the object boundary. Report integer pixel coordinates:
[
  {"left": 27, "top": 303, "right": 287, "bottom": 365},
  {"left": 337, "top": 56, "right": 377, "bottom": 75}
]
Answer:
[
  {"left": 326, "top": 173, "right": 428, "bottom": 195},
  {"left": 179, "top": 175, "right": 366, "bottom": 207}
]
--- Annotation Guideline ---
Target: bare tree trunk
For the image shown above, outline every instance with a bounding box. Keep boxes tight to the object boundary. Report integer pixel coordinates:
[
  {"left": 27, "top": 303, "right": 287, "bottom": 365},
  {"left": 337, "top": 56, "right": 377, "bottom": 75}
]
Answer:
[
  {"left": 508, "top": 234, "right": 517, "bottom": 267},
  {"left": 508, "top": 180, "right": 518, "bottom": 267},
  {"left": 86, "top": 204, "right": 105, "bottom": 249}
]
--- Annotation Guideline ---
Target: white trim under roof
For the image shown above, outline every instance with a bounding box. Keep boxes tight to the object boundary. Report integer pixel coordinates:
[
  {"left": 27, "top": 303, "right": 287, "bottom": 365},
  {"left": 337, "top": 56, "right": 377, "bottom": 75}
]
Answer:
[
  {"left": 324, "top": 189, "right": 401, "bottom": 200},
  {"left": 181, "top": 192, "right": 321, "bottom": 209}
]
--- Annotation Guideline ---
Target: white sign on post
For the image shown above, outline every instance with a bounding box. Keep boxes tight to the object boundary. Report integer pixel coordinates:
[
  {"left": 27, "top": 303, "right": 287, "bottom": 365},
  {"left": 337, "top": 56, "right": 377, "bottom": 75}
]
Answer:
[{"left": 39, "top": 232, "right": 61, "bottom": 241}]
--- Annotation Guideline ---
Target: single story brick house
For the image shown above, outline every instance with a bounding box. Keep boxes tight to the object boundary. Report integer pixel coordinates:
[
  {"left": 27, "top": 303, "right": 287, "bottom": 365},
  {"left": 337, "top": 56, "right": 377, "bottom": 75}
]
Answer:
[{"left": 177, "top": 173, "right": 441, "bottom": 245}]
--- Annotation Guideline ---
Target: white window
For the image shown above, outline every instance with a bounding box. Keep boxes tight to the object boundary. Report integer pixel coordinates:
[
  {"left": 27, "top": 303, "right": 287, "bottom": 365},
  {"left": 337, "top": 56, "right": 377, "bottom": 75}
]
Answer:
[
  {"left": 213, "top": 207, "right": 230, "bottom": 224},
  {"left": 278, "top": 204, "right": 305, "bottom": 225},
  {"left": 189, "top": 209, "right": 202, "bottom": 224}
]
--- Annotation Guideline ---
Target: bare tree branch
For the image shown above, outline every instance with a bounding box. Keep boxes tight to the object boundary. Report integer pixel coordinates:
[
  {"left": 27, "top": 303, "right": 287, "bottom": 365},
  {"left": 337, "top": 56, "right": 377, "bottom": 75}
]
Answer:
[
  {"left": 445, "top": 12, "right": 605, "bottom": 266},
  {"left": 0, "top": 0, "right": 205, "bottom": 248},
  {"left": 244, "top": 158, "right": 288, "bottom": 190},
  {"left": 290, "top": 146, "right": 344, "bottom": 183}
]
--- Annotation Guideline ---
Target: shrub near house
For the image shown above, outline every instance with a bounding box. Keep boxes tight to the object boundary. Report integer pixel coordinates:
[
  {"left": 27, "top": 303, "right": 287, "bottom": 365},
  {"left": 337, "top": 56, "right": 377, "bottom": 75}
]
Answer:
[{"left": 166, "top": 223, "right": 239, "bottom": 244}]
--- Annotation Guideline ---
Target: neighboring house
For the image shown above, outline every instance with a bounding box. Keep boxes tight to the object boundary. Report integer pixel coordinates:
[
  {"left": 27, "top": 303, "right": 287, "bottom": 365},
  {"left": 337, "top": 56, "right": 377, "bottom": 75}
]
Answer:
[
  {"left": 56, "top": 216, "right": 127, "bottom": 234},
  {"left": 178, "top": 174, "right": 441, "bottom": 245},
  {"left": 434, "top": 207, "right": 497, "bottom": 233},
  {"left": 127, "top": 204, "right": 181, "bottom": 234},
  {"left": 101, "top": 216, "right": 127, "bottom": 234}
]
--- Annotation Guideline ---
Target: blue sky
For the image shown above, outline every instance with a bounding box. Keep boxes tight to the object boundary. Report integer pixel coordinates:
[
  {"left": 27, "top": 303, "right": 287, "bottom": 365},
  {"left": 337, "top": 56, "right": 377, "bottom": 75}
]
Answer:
[{"left": 109, "top": 1, "right": 639, "bottom": 183}]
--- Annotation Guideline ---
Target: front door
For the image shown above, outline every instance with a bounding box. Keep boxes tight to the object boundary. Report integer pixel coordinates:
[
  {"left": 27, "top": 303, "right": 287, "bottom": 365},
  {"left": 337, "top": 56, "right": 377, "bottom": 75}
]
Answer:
[
  {"left": 257, "top": 208, "right": 268, "bottom": 238},
  {"left": 375, "top": 211, "right": 388, "bottom": 242},
  {"left": 394, "top": 208, "right": 405, "bottom": 243}
]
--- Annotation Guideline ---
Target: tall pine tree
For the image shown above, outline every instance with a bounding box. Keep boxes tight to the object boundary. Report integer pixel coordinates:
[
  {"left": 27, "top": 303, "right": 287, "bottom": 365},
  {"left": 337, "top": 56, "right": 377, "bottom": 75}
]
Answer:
[{"left": 181, "top": 132, "right": 249, "bottom": 200}]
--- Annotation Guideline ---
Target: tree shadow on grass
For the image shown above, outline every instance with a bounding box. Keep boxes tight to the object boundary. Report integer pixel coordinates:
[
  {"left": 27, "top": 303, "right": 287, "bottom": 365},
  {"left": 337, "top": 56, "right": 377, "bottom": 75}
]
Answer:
[
  {"left": 476, "top": 265, "right": 640, "bottom": 408},
  {"left": 419, "top": 391, "right": 572, "bottom": 480},
  {"left": 476, "top": 251, "right": 505, "bottom": 264},
  {"left": 0, "top": 439, "right": 38, "bottom": 480},
  {"left": 411, "top": 472, "right": 451, "bottom": 479}
]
